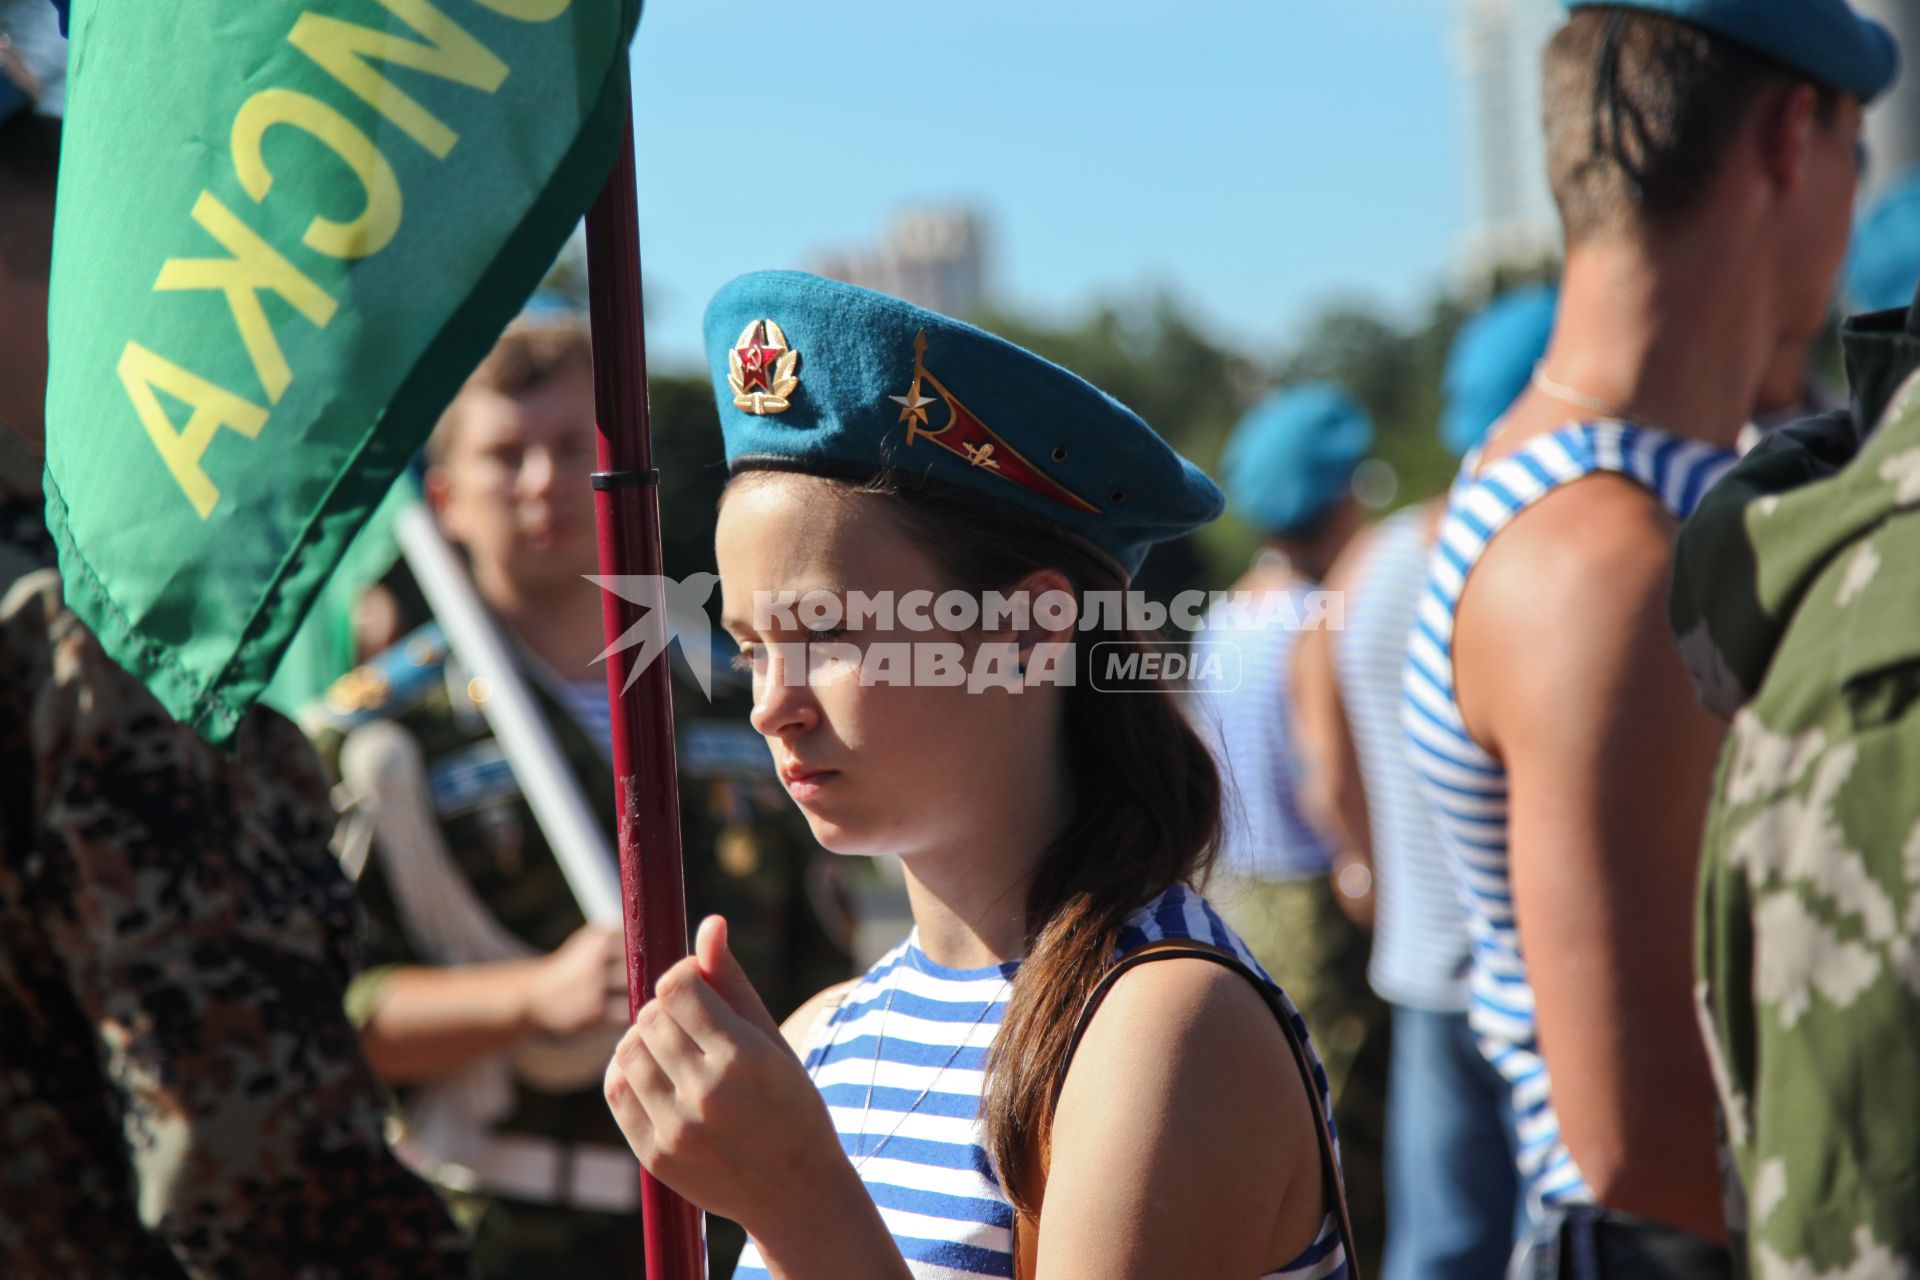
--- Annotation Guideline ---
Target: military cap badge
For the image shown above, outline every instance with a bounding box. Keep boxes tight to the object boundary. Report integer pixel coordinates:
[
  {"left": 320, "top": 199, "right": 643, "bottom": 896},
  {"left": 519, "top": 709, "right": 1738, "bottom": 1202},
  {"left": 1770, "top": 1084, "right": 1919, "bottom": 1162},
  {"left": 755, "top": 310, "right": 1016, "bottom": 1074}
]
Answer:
[
  {"left": 728, "top": 319, "right": 800, "bottom": 415},
  {"left": 703, "top": 271, "right": 1227, "bottom": 577},
  {"left": 891, "top": 331, "right": 1100, "bottom": 514}
]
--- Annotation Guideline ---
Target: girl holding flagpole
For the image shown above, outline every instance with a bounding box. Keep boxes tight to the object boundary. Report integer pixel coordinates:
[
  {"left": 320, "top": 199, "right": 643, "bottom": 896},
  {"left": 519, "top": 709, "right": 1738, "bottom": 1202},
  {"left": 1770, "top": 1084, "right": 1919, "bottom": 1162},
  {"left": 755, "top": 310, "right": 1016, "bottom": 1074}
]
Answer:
[{"left": 603, "top": 272, "right": 1354, "bottom": 1279}]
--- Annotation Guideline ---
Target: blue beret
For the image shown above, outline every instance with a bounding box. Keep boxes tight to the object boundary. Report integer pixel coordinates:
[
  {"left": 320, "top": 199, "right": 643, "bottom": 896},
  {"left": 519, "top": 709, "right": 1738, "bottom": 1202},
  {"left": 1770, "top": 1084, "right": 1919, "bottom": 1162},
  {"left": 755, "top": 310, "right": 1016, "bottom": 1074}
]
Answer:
[
  {"left": 1564, "top": 0, "right": 1899, "bottom": 102},
  {"left": 1221, "top": 384, "right": 1373, "bottom": 538},
  {"left": 0, "top": 0, "right": 65, "bottom": 119},
  {"left": 1441, "top": 286, "right": 1559, "bottom": 458},
  {"left": 703, "top": 271, "right": 1223, "bottom": 578},
  {"left": 1844, "top": 169, "right": 1920, "bottom": 314}
]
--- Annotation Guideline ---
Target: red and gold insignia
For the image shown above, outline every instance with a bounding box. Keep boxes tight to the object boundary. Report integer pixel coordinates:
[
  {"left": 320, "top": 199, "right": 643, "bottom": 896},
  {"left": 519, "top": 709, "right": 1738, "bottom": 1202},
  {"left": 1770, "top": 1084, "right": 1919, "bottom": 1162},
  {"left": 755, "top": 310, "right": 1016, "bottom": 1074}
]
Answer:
[
  {"left": 889, "top": 331, "right": 1101, "bottom": 514},
  {"left": 728, "top": 319, "right": 800, "bottom": 415}
]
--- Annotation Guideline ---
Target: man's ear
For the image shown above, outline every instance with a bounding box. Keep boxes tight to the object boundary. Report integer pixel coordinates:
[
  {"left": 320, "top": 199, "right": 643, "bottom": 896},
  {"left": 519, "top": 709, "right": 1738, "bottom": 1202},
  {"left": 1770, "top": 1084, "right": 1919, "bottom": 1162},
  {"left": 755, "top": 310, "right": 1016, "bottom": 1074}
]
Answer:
[
  {"left": 423, "top": 464, "right": 459, "bottom": 541},
  {"left": 1756, "top": 81, "right": 1820, "bottom": 193}
]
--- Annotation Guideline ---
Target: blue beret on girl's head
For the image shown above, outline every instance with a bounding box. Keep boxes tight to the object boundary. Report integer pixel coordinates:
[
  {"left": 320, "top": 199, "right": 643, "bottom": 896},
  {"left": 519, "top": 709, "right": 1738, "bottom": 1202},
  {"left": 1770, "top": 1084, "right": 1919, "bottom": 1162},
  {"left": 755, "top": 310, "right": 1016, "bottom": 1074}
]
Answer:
[{"left": 703, "top": 271, "right": 1223, "bottom": 578}]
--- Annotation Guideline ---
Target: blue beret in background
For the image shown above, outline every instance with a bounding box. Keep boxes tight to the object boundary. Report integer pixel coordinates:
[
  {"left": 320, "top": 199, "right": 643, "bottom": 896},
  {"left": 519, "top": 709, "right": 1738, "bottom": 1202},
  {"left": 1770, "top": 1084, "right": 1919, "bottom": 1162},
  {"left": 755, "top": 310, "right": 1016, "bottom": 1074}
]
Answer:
[
  {"left": 703, "top": 271, "right": 1223, "bottom": 578},
  {"left": 0, "top": 0, "right": 66, "bottom": 119},
  {"left": 0, "top": 76, "right": 25, "bottom": 127},
  {"left": 1222, "top": 383, "right": 1373, "bottom": 538},
  {"left": 1845, "top": 169, "right": 1920, "bottom": 314},
  {"left": 1563, "top": 0, "right": 1898, "bottom": 102},
  {"left": 1441, "top": 285, "right": 1559, "bottom": 458}
]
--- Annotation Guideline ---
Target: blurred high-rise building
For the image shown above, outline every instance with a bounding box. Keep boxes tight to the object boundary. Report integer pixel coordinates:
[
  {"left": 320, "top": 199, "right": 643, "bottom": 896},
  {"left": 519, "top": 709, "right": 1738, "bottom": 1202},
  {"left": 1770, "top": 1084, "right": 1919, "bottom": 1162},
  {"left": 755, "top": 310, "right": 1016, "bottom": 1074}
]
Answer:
[
  {"left": 810, "top": 208, "right": 988, "bottom": 318},
  {"left": 1458, "top": 0, "right": 1564, "bottom": 281},
  {"left": 1856, "top": 0, "right": 1920, "bottom": 200}
]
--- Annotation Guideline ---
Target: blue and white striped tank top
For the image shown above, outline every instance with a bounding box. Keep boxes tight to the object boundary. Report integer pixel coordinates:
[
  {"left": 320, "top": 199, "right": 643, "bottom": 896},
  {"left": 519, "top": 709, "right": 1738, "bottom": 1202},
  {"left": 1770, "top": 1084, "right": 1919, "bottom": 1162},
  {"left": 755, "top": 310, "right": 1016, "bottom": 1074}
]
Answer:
[
  {"left": 1199, "top": 587, "right": 1337, "bottom": 883},
  {"left": 1400, "top": 422, "right": 1736, "bottom": 1214},
  {"left": 1336, "top": 506, "right": 1473, "bottom": 1013},
  {"left": 733, "top": 883, "right": 1348, "bottom": 1280}
]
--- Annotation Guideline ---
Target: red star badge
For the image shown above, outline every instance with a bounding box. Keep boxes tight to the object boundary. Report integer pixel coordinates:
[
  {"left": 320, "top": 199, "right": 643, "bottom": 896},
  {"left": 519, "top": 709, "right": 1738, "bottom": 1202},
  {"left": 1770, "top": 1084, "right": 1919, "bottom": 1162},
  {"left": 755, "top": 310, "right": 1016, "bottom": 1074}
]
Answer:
[{"left": 734, "top": 322, "right": 780, "bottom": 393}]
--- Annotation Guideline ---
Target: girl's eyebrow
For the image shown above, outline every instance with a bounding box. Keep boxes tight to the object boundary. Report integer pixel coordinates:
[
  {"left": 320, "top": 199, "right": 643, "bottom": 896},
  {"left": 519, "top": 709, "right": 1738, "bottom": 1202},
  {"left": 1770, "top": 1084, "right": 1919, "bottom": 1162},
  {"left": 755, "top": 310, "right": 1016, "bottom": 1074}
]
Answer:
[{"left": 722, "top": 585, "right": 858, "bottom": 636}]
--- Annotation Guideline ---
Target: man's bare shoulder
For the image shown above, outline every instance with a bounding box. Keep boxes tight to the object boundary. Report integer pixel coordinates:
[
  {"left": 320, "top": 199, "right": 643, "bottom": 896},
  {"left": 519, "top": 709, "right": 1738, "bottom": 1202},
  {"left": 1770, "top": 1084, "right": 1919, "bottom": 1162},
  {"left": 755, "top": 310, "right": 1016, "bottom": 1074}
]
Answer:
[
  {"left": 1474, "top": 473, "right": 1678, "bottom": 607},
  {"left": 1457, "top": 474, "right": 1688, "bottom": 743}
]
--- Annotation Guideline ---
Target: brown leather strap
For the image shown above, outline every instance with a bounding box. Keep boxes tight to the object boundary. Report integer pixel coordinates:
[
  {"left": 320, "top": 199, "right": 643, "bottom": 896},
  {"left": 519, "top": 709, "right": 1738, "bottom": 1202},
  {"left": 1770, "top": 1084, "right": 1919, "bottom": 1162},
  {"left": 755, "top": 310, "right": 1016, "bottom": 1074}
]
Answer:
[{"left": 1012, "top": 941, "right": 1360, "bottom": 1279}]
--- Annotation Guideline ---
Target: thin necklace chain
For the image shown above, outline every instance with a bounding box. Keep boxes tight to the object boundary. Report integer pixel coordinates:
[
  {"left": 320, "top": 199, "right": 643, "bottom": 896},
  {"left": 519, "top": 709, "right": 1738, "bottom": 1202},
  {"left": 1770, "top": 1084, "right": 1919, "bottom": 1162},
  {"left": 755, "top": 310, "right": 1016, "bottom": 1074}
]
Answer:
[
  {"left": 811, "top": 944, "right": 1012, "bottom": 1172},
  {"left": 1530, "top": 361, "right": 1632, "bottom": 421},
  {"left": 1528, "top": 362, "right": 1681, "bottom": 437}
]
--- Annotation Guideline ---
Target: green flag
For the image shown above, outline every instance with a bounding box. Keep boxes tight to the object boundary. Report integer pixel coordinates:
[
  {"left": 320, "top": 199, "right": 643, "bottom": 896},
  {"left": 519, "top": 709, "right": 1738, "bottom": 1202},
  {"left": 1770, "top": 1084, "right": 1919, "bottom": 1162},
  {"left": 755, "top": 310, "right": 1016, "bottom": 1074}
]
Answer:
[
  {"left": 43, "top": 0, "right": 641, "bottom": 744},
  {"left": 259, "top": 471, "right": 419, "bottom": 719}
]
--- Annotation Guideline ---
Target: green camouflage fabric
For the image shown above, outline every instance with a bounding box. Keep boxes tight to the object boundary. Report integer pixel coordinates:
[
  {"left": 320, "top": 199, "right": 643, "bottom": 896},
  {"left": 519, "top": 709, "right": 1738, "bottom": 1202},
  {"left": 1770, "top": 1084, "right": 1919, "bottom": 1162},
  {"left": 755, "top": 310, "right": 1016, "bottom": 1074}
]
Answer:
[
  {"left": 1670, "top": 303, "right": 1920, "bottom": 1277},
  {"left": 307, "top": 620, "right": 852, "bottom": 1279},
  {"left": 0, "top": 441, "right": 469, "bottom": 1278}
]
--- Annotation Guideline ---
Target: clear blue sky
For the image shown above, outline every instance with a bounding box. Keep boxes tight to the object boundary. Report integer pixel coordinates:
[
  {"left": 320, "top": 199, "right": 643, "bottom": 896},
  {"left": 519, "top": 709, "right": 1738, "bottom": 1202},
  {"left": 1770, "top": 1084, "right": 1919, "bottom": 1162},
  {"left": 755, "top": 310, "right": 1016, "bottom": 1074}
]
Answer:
[{"left": 629, "top": 0, "right": 1467, "bottom": 370}]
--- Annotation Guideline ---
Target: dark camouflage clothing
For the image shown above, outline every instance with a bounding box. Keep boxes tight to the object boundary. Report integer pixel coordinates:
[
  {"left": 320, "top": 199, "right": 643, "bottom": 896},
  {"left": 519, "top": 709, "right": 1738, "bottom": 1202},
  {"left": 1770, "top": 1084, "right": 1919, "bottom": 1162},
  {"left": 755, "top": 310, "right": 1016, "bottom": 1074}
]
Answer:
[
  {"left": 0, "top": 446, "right": 468, "bottom": 1278},
  {"left": 309, "top": 620, "right": 852, "bottom": 1279}
]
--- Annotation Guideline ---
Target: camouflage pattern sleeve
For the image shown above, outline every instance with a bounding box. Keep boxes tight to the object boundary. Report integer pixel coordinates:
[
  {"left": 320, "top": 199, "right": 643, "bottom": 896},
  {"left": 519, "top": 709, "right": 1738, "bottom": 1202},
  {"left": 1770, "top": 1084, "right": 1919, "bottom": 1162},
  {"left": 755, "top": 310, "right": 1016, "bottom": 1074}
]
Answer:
[
  {"left": 18, "top": 571, "right": 470, "bottom": 1278},
  {"left": 1692, "top": 377, "right": 1920, "bottom": 1277}
]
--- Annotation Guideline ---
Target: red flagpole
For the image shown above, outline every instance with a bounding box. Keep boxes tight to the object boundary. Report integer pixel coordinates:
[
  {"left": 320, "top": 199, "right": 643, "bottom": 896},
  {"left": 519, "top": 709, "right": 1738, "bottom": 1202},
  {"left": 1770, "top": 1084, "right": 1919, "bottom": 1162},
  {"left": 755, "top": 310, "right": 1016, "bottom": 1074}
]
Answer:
[{"left": 586, "top": 118, "right": 707, "bottom": 1279}]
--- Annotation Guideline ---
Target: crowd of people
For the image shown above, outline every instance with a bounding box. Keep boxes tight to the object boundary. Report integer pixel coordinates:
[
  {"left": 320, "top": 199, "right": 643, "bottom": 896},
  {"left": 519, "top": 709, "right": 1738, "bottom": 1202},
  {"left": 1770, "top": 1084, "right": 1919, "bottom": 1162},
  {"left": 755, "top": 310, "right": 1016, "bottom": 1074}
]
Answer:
[{"left": 3, "top": 0, "right": 1919, "bottom": 1278}]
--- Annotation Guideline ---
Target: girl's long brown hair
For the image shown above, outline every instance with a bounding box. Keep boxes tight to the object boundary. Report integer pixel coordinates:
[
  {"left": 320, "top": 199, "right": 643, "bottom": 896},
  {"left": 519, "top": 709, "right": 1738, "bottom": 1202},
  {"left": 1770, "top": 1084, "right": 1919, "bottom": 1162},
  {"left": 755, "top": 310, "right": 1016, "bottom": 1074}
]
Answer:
[{"left": 792, "top": 473, "right": 1225, "bottom": 1216}]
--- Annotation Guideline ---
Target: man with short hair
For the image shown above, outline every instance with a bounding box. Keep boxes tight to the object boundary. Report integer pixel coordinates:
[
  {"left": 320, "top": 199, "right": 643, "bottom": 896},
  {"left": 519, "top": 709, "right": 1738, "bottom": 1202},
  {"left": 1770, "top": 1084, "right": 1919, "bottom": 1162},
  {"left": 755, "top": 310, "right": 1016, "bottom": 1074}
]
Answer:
[
  {"left": 0, "top": 18, "right": 468, "bottom": 1276},
  {"left": 1295, "top": 286, "right": 1557, "bottom": 1279},
  {"left": 311, "top": 315, "right": 850, "bottom": 1278},
  {"left": 1200, "top": 382, "right": 1388, "bottom": 1273},
  {"left": 1401, "top": 1, "right": 1893, "bottom": 1271}
]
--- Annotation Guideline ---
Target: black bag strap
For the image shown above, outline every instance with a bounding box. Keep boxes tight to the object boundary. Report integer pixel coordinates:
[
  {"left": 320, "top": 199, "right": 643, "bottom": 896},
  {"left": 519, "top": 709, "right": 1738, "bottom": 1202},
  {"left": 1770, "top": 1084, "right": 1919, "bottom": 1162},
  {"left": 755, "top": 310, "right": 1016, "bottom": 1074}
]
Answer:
[{"left": 1014, "top": 941, "right": 1360, "bottom": 1279}]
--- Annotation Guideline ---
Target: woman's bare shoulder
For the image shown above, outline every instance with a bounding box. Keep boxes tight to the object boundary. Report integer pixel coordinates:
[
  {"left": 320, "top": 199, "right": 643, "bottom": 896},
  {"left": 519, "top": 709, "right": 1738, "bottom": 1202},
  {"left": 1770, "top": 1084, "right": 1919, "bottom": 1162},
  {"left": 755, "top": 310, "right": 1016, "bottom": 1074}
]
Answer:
[{"left": 1041, "top": 957, "right": 1327, "bottom": 1271}]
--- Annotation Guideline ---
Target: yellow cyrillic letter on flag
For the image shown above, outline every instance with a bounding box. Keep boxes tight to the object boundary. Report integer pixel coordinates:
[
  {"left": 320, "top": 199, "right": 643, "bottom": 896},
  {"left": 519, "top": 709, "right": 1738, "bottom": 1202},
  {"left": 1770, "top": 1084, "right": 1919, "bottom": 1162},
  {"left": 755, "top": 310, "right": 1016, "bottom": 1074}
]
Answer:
[
  {"left": 289, "top": 0, "right": 507, "bottom": 160},
  {"left": 118, "top": 341, "right": 272, "bottom": 519},
  {"left": 232, "top": 89, "right": 405, "bottom": 259},
  {"left": 155, "top": 191, "right": 339, "bottom": 404}
]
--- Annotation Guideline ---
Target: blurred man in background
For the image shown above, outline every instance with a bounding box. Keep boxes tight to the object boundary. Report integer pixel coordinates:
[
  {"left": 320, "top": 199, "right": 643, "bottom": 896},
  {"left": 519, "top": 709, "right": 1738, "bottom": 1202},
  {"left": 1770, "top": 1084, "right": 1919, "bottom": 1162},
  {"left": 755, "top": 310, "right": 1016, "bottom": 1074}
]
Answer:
[
  {"left": 1295, "top": 285, "right": 1556, "bottom": 1279},
  {"left": 1199, "top": 383, "right": 1387, "bottom": 1272},
  {"left": 308, "top": 316, "right": 850, "bottom": 1279}
]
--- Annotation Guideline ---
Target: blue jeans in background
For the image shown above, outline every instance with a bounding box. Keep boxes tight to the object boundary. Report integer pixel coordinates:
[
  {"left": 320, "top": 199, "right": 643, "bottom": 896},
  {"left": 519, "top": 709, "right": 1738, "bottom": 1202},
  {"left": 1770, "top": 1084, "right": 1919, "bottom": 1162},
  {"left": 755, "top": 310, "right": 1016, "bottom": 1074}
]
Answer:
[{"left": 1381, "top": 1004, "right": 1526, "bottom": 1280}]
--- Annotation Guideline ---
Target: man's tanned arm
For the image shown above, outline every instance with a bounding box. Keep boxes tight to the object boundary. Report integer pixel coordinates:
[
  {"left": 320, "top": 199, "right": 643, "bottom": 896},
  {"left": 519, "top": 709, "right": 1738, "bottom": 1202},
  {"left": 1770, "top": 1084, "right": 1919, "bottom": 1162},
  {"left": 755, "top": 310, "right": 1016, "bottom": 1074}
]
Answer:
[{"left": 1454, "top": 476, "right": 1726, "bottom": 1242}]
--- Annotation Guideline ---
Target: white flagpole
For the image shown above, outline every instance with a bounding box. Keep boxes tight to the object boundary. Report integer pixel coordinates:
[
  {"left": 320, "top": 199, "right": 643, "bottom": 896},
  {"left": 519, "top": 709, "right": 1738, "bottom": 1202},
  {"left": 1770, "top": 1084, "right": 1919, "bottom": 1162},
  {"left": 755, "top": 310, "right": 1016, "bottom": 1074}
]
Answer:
[{"left": 394, "top": 502, "right": 623, "bottom": 926}]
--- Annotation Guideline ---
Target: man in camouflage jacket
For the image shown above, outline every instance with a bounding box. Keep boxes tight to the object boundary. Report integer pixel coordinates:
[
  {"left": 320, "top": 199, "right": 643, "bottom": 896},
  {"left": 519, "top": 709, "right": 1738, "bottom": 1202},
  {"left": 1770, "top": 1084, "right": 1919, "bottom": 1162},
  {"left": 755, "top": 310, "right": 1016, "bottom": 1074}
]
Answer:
[
  {"left": 0, "top": 93, "right": 468, "bottom": 1277},
  {"left": 1670, "top": 294, "right": 1920, "bottom": 1276}
]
